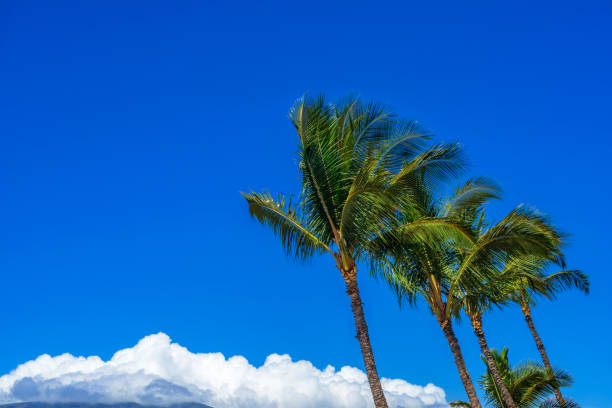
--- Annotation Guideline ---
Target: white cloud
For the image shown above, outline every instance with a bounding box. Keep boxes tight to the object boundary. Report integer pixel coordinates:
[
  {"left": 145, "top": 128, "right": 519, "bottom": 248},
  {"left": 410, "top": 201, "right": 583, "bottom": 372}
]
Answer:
[{"left": 0, "top": 333, "right": 448, "bottom": 408}]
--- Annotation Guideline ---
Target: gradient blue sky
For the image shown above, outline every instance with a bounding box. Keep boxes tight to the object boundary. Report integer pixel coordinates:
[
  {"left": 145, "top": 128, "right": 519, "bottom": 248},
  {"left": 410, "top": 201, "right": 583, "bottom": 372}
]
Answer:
[{"left": 1, "top": 1, "right": 610, "bottom": 406}]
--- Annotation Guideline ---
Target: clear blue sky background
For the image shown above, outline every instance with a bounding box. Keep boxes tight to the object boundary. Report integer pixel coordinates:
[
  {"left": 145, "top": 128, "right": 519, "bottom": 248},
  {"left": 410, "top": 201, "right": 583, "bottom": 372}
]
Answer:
[{"left": 1, "top": 1, "right": 610, "bottom": 406}]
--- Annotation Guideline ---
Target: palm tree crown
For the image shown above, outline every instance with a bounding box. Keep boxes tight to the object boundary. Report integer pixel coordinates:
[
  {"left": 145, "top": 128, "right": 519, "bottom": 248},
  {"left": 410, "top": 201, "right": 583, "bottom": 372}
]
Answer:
[
  {"left": 452, "top": 348, "right": 575, "bottom": 408},
  {"left": 243, "top": 95, "right": 466, "bottom": 271}
]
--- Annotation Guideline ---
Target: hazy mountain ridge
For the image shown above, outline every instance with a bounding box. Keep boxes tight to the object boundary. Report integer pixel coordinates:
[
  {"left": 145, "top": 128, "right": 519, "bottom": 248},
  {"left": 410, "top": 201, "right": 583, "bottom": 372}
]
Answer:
[{"left": 0, "top": 403, "right": 213, "bottom": 408}]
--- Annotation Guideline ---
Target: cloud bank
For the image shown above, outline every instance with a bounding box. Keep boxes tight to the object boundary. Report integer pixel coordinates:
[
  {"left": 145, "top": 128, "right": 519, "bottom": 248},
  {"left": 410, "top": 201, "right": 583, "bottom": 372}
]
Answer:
[{"left": 0, "top": 333, "right": 447, "bottom": 408}]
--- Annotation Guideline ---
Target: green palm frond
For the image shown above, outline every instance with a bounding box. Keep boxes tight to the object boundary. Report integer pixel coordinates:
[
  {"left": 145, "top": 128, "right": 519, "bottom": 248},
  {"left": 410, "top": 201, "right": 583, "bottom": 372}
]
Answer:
[
  {"left": 450, "top": 402, "right": 473, "bottom": 408},
  {"left": 294, "top": 99, "right": 345, "bottom": 233},
  {"left": 542, "top": 270, "right": 589, "bottom": 297},
  {"left": 514, "top": 364, "right": 572, "bottom": 407},
  {"left": 397, "top": 218, "right": 475, "bottom": 249},
  {"left": 539, "top": 398, "right": 580, "bottom": 408},
  {"left": 242, "top": 192, "right": 333, "bottom": 260},
  {"left": 392, "top": 142, "right": 468, "bottom": 188},
  {"left": 443, "top": 177, "right": 501, "bottom": 226},
  {"left": 372, "top": 119, "right": 431, "bottom": 172},
  {"left": 476, "top": 206, "right": 563, "bottom": 260}
]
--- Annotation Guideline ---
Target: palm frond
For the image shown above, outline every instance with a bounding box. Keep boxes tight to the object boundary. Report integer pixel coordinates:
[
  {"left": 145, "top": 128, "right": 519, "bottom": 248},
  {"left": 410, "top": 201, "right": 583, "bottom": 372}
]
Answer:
[
  {"left": 392, "top": 142, "right": 468, "bottom": 188},
  {"left": 372, "top": 119, "right": 431, "bottom": 172},
  {"left": 539, "top": 398, "right": 581, "bottom": 408},
  {"left": 543, "top": 270, "right": 590, "bottom": 296},
  {"left": 294, "top": 98, "right": 344, "bottom": 232},
  {"left": 242, "top": 192, "right": 333, "bottom": 260},
  {"left": 450, "top": 402, "right": 473, "bottom": 408},
  {"left": 443, "top": 177, "right": 502, "bottom": 223}
]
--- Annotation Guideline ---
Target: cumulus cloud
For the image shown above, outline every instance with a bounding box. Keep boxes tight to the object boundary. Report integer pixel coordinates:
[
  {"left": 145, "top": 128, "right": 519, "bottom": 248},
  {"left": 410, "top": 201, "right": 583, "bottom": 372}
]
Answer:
[{"left": 0, "top": 333, "right": 448, "bottom": 408}]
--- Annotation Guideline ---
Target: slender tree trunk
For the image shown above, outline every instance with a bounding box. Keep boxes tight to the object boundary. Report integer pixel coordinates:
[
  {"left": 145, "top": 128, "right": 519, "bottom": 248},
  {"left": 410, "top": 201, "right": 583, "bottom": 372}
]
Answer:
[
  {"left": 436, "top": 315, "right": 482, "bottom": 408},
  {"left": 470, "top": 315, "right": 517, "bottom": 408},
  {"left": 521, "top": 303, "right": 565, "bottom": 406},
  {"left": 345, "top": 277, "right": 389, "bottom": 408}
]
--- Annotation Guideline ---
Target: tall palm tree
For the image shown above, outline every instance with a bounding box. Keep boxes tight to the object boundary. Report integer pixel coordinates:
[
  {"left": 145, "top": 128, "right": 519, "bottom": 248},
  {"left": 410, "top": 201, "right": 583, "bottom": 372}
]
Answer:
[
  {"left": 456, "top": 209, "right": 564, "bottom": 408},
  {"left": 451, "top": 348, "right": 575, "bottom": 408},
  {"left": 507, "top": 257, "right": 589, "bottom": 406},
  {"left": 242, "top": 95, "right": 467, "bottom": 408},
  {"left": 378, "top": 184, "right": 564, "bottom": 408},
  {"left": 377, "top": 178, "right": 502, "bottom": 408}
]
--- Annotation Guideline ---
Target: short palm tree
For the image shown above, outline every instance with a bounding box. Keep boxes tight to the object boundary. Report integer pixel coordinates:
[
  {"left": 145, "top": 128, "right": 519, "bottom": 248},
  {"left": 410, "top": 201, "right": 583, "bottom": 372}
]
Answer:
[
  {"left": 506, "top": 257, "right": 588, "bottom": 406},
  {"left": 378, "top": 184, "right": 564, "bottom": 408},
  {"left": 242, "top": 95, "right": 467, "bottom": 408},
  {"left": 451, "top": 348, "right": 575, "bottom": 408}
]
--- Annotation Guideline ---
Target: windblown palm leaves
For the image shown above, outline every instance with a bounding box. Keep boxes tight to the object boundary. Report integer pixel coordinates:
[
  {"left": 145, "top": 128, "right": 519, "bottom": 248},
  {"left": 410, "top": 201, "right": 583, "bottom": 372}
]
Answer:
[
  {"left": 242, "top": 95, "right": 467, "bottom": 408},
  {"left": 244, "top": 97, "right": 466, "bottom": 265},
  {"left": 375, "top": 178, "right": 568, "bottom": 408}
]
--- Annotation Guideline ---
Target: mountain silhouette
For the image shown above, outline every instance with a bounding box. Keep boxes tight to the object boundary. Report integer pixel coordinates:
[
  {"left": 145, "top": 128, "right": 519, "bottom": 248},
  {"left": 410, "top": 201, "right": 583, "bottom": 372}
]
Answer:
[{"left": 0, "top": 403, "right": 213, "bottom": 408}]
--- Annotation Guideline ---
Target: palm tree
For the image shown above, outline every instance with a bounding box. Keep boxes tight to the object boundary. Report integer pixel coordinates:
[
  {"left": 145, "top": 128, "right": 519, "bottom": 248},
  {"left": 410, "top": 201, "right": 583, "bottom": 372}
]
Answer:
[
  {"left": 242, "top": 95, "right": 467, "bottom": 408},
  {"left": 378, "top": 184, "right": 564, "bottom": 408},
  {"left": 451, "top": 348, "right": 575, "bottom": 408},
  {"left": 378, "top": 178, "right": 504, "bottom": 408},
  {"left": 456, "top": 209, "right": 564, "bottom": 408},
  {"left": 507, "top": 257, "right": 589, "bottom": 406}
]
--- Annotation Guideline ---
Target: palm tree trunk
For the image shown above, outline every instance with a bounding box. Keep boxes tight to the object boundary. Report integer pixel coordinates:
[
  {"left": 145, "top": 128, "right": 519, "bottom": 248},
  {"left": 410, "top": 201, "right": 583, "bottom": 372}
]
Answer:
[
  {"left": 470, "top": 315, "right": 517, "bottom": 408},
  {"left": 436, "top": 315, "right": 482, "bottom": 408},
  {"left": 521, "top": 303, "right": 565, "bottom": 406},
  {"left": 346, "top": 278, "right": 389, "bottom": 408}
]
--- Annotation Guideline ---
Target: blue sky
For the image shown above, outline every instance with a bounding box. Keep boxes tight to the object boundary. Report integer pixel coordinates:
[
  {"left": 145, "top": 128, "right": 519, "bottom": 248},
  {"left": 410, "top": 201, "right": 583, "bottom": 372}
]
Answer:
[{"left": 0, "top": 1, "right": 610, "bottom": 406}]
